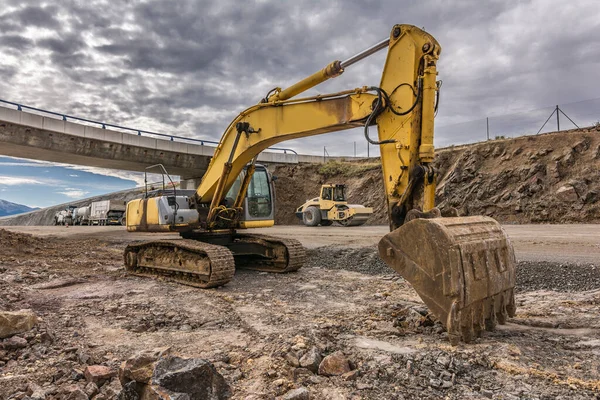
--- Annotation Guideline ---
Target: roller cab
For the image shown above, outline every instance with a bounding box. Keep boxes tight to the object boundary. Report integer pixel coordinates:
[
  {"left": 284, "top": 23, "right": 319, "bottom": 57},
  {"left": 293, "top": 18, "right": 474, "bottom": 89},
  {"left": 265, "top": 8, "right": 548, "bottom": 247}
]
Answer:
[{"left": 296, "top": 184, "right": 373, "bottom": 227}]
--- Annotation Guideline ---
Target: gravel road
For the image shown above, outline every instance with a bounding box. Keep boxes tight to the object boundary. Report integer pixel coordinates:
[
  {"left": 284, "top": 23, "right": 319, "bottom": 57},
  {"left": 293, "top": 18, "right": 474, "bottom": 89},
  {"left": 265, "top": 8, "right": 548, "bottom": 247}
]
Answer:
[{"left": 3, "top": 223, "right": 599, "bottom": 263}]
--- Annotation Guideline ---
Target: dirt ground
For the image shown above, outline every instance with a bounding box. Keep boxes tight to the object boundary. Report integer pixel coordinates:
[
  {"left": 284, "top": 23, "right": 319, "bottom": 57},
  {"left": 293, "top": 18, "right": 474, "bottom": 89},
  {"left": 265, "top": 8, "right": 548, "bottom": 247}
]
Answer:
[{"left": 1, "top": 225, "right": 600, "bottom": 399}]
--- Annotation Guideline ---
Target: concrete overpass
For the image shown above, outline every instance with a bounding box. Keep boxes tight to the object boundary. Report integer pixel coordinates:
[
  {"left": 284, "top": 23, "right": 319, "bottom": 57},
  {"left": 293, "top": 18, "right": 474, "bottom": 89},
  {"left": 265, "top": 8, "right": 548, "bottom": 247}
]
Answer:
[{"left": 0, "top": 104, "right": 333, "bottom": 189}]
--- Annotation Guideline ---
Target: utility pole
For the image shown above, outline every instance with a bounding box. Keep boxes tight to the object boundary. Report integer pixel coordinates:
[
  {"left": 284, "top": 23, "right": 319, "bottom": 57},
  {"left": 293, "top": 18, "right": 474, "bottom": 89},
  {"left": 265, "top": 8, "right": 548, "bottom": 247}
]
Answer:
[
  {"left": 536, "top": 104, "right": 579, "bottom": 135},
  {"left": 354, "top": 141, "right": 356, "bottom": 157},
  {"left": 323, "top": 146, "right": 326, "bottom": 163},
  {"left": 367, "top": 142, "right": 370, "bottom": 158},
  {"left": 486, "top": 117, "right": 490, "bottom": 140}
]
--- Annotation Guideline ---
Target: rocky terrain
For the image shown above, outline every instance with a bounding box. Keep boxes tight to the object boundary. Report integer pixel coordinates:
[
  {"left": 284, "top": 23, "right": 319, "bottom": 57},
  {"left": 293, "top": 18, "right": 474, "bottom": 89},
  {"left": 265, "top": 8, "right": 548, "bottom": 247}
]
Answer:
[{"left": 2, "top": 228, "right": 600, "bottom": 399}]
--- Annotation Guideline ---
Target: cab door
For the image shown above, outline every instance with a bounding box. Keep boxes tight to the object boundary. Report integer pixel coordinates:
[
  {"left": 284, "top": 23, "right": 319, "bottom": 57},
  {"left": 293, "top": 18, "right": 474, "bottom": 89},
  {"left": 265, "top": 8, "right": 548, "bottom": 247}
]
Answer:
[
  {"left": 239, "top": 165, "right": 275, "bottom": 228},
  {"left": 320, "top": 186, "right": 336, "bottom": 211}
]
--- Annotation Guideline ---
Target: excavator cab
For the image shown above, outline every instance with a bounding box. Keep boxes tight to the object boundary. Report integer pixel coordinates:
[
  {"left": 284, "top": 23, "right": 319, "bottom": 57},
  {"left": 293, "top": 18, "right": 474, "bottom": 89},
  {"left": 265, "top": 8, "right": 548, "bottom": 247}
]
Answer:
[
  {"left": 127, "top": 164, "right": 275, "bottom": 232},
  {"left": 224, "top": 165, "right": 275, "bottom": 228}
]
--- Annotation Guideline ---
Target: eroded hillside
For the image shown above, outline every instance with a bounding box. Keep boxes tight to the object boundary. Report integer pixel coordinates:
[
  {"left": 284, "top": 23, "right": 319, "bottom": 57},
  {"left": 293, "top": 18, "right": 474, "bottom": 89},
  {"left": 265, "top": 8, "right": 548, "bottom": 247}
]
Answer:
[{"left": 274, "top": 127, "right": 600, "bottom": 225}]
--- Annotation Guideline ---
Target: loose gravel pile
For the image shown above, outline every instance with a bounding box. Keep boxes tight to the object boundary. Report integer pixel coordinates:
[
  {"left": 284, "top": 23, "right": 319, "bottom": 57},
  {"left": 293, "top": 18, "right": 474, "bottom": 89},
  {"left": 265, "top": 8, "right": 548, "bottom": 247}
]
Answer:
[
  {"left": 306, "top": 246, "right": 600, "bottom": 292},
  {"left": 516, "top": 260, "right": 600, "bottom": 292},
  {"left": 305, "top": 246, "right": 391, "bottom": 276}
]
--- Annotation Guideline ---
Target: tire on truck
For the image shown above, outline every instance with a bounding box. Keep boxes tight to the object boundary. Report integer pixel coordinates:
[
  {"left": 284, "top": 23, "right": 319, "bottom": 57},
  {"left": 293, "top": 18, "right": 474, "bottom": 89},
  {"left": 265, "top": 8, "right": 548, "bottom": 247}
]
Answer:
[{"left": 302, "top": 206, "right": 321, "bottom": 226}]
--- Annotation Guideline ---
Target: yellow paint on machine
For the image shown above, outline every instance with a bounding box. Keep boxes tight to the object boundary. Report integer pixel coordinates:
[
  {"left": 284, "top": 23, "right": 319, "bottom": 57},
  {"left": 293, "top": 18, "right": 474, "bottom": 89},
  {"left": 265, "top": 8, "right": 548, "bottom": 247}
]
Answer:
[
  {"left": 126, "top": 199, "right": 144, "bottom": 231},
  {"left": 145, "top": 199, "right": 160, "bottom": 225},
  {"left": 126, "top": 198, "right": 162, "bottom": 231},
  {"left": 238, "top": 220, "right": 274, "bottom": 229}
]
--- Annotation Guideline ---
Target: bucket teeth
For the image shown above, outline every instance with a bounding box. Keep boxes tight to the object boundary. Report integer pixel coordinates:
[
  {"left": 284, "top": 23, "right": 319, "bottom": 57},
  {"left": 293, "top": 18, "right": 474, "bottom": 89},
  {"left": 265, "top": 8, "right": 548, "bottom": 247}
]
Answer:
[{"left": 378, "top": 216, "right": 516, "bottom": 345}]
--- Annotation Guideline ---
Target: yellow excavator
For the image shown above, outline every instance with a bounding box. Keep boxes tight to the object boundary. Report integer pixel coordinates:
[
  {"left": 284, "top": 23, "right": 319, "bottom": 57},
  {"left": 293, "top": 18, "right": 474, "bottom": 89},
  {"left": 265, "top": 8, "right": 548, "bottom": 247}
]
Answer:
[{"left": 124, "top": 24, "right": 516, "bottom": 345}]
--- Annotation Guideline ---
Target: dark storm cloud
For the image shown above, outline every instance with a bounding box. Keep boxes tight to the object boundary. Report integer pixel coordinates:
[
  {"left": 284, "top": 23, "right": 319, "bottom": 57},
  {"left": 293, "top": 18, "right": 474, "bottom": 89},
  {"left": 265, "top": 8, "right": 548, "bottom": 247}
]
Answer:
[
  {"left": 37, "top": 36, "right": 87, "bottom": 55},
  {"left": 36, "top": 35, "right": 91, "bottom": 69},
  {"left": 97, "top": 39, "right": 231, "bottom": 75},
  {"left": 0, "top": 0, "right": 599, "bottom": 153},
  {"left": 0, "top": 35, "right": 33, "bottom": 50},
  {"left": 3, "top": 4, "right": 60, "bottom": 30}
]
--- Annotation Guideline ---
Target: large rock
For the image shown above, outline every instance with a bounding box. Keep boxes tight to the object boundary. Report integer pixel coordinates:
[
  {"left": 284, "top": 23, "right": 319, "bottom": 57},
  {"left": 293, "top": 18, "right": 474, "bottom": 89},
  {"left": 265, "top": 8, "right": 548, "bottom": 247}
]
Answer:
[
  {"left": 84, "top": 365, "right": 117, "bottom": 386},
  {"left": 117, "top": 351, "right": 230, "bottom": 400},
  {"left": 151, "top": 356, "right": 231, "bottom": 400},
  {"left": 556, "top": 185, "right": 578, "bottom": 202},
  {"left": 0, "top": 310, "right": 38, "bottom": 339},
  {"left": 97, "top": 379, "right": 122, "bottom": 399},
  {"left": 572, "top": 138, "right": 590, "bottom": 153},
  {"left": 118, "top": 381, "right": 142, "bottom": 400},
  {"left": 282, "top": 387, "right": 310, "bottom": 400},
  {"left": 299, "top": 347, "right": 321, "bottom": 373},
  {"left": 84, "top": 382, "right": 99, "bottom": 398},
  {"left": 317, "top": 351, "right": 351, "bottom": 376},
  {"left": 1, "top": 336, "right": 27, "bottom": 349},
  {"left": 119, "top": 347, "right": 171, "bottom": 385}
]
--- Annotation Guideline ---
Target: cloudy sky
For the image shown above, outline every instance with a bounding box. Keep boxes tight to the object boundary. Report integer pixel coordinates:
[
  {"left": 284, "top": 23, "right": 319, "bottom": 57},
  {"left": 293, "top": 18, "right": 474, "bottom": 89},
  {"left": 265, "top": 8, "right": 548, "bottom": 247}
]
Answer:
[{"left": 1, "top": 0, "right": 599, "bottom": 207}]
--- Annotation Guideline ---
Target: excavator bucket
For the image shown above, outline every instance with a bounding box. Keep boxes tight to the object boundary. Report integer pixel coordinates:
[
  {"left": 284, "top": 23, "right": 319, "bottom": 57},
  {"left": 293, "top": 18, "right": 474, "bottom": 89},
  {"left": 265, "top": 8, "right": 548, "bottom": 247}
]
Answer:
[{"left": 378, "top": 216, "right": 516, "bottom": 345}]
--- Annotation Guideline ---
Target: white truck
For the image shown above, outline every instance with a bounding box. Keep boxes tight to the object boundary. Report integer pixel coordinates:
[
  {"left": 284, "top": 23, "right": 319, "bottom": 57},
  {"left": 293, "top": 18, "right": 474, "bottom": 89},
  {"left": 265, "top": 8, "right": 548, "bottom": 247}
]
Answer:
[
  {"left": 53, "top": 205, "right": 76, "bottom": 226},
  {"left": 73, "top": 206, "right": 91, "bottom": 225},
  {"left": 90, "top": 200, "right": 126, "bottom": 226}
]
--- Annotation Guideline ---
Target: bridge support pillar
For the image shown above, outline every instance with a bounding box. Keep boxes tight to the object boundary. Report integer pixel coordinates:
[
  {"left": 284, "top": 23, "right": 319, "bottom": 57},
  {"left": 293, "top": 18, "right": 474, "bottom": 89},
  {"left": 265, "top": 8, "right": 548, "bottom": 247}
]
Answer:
[{"left": 180, "top": 176, "right": 203, "bottom": 190}]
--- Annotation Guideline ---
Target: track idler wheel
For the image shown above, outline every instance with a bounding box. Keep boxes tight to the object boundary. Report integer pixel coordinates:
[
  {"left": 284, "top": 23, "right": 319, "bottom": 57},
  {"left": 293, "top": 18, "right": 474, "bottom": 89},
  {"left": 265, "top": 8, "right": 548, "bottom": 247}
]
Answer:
[{"left": 378, "top": 216, "right": 516, "bottom": 345}]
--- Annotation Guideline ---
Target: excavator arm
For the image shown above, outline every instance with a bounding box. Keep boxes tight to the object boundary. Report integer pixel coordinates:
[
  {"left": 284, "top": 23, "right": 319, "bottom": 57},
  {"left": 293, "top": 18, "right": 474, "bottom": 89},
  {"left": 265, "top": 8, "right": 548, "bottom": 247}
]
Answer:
[
  {"left": 193, "top": 24, "right": 440, "bottom": 232},
  {"left": 125, "top": 24, "right": 516, "bottom": 345}
]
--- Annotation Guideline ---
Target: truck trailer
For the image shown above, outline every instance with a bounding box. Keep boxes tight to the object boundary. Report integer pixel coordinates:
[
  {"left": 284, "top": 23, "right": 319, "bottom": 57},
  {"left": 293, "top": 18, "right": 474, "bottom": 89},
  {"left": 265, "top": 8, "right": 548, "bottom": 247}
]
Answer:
[{"left": 90, "top": 200, "right": 126, "bottom": 226}]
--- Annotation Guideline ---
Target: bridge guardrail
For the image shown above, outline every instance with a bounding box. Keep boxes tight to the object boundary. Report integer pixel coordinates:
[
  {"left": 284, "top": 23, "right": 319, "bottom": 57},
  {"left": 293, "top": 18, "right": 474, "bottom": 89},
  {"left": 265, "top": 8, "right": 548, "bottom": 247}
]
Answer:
[{"left": 0, "top": 99, "right": 298, "bottom": 155}]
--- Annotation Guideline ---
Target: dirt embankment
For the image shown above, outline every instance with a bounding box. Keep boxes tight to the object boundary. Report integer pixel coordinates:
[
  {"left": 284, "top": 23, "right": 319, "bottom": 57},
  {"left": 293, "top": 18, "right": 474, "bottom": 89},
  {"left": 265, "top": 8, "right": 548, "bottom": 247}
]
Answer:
[
  {"left": 274, "top": 127, "right": 600, "bottom": 225},
  {"left": 272, "top": 162, "right": 387, "bottom": 226}
]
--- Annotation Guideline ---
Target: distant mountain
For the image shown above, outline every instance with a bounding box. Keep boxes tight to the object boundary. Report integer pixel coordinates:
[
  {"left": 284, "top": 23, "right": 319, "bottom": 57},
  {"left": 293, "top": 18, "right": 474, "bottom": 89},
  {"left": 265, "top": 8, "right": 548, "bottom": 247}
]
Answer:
[{"left": 0, "top": 199, "right": 39, "bottom": 217}]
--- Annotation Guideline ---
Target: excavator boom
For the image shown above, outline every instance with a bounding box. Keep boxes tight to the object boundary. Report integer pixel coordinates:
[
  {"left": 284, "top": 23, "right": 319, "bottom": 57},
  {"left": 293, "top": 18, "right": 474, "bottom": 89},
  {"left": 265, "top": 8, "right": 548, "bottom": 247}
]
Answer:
[{"left": 125, "top": 24, "right": 516, "bottom": 344}]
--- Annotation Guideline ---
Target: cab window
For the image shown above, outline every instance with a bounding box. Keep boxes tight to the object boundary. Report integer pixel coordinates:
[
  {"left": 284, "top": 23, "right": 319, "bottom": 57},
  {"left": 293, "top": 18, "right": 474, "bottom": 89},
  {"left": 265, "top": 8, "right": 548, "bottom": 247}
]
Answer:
[
  {"left": 247, "top": 169, "right": 272, "bottom": 218},
  {"left": 225, "top": 173, "right": 243, "bottom": 204},
  {"left": 321, "top": 187, "right": 333, "bottom": 200},
  {"left": 334, "top": 186, "right": 346, "bottom": 201}
]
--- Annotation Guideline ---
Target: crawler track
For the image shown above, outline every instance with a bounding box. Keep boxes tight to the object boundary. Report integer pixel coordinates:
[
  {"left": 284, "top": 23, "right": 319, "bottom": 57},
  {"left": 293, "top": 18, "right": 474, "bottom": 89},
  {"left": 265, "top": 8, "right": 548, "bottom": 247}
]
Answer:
[
  {"left": 123, "top": 239, "right": 235, "bottom": 288},
  {"left": 229, "top": 233, "right": 305, "bottom": 273}
]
